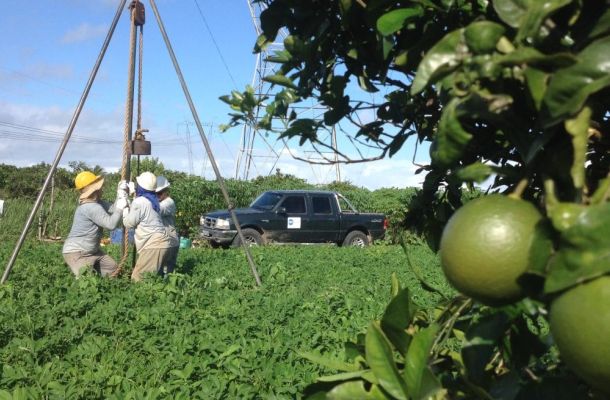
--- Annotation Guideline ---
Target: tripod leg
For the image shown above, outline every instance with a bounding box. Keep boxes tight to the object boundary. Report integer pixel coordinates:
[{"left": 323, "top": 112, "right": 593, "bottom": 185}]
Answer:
[{"left": 0, "top": 0, "right": 129, "bottom": 285}]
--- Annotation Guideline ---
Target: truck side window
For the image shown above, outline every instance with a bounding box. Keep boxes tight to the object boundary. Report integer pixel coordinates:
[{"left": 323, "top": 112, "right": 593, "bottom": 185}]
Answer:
[
  {"left": 280, "top": 196, "right": 306, "bottom": 214},
  {"left": 312, "top": 196, "right": 332, "bottom": 214},
  {"left": 337, "top": 197, "right": 354, "bottom": 213}
]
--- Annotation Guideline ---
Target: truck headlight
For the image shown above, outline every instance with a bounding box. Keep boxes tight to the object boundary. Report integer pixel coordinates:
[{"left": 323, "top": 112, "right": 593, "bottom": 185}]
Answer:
[{"left": 215, "top": 218, "right": 230, "bottom": 230}]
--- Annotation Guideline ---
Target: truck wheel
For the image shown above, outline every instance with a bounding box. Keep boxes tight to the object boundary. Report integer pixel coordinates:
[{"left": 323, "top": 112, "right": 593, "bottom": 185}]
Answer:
[
  {"left": 232, "top": 228, "right": 264, "bottom": 247},
  {"left": 342, "top": 231, "right": 369, "bottom": 247}
]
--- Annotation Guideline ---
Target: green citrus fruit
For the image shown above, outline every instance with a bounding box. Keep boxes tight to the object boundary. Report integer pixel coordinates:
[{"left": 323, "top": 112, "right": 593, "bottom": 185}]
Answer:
[
  {"left": 439, "top": 194, "right": 552, "bottom": 305},
  {"left": 550, "top": 276, "right": 610, "bottom": 394}
]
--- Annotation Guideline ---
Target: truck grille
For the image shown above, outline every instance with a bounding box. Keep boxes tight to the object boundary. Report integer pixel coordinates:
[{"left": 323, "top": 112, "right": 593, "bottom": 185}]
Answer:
[{"left": 203, "top": 217, "right": 216, "bottom": 228}]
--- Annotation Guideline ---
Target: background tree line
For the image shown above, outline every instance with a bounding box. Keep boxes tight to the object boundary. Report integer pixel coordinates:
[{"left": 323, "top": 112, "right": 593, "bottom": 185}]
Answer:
[{"left": 0, "top": 160, "right": 475, "bottom": 242}]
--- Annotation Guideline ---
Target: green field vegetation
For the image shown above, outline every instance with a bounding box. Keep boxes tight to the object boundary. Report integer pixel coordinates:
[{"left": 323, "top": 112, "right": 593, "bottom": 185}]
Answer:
[{"left": 0, "top": 242, "right": 450, "bottom": 399}]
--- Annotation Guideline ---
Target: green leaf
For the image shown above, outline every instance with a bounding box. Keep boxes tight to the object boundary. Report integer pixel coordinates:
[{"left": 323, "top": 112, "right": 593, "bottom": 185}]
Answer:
[
  {"left": 524, "top": 67, "right": 548, "bottom": 110},
  {"left": 590, "top": 176, "right": 610, "bottom": 205},
  {"left": 390, "top": 272, "right": 401, "bottom": 297},
  {"left": 544, "top": 201, "right": 610, "bottom": 294},
  {"left": 263, "top": 74, "right": 297, "bottom": 89},
  {"left": 493, "top": 0, "right": 530, "bottom": 28},
  {"left": 516, "top": 0, "right": 573, "bottom": 43},
  {"left": 339, "top": 0, "right": 352, "bottom": 15},
  {"left": 254, "top": 33, "right": 271, "bottom": 52},
  {"left": 564, "top": 106, "right": 591, "bottom": 189},
  {"left": 542, "top": 37, "right": 610, "bottom": 126},
  {"left": 388, "top": 134, "right": 407, "bottom": 157},
  {"left": 265, "top": 50, "right": 292, "bottom": 63},
  {"left": 411, "top": 28, "right": 465, "bottom": 94},
  {"left": 464, "top": 21, "right": 505, "bottom": 54},
  {"left": 358, "top": 75, "right": 379, "bottom": 93},
  {"left": 462, "top": 311, "right": 511, "bottom": 385},
  {"left": 381, "top": 288, "right": 417, "bottom": 332},
  {"left": 376, "top": 7, "right": 424, "bottom": 36},
  {"left": 327, "top": 381, "right": 390, "bottom": 400},
  {"left": 454, "top": 162, "right": 494, "bottom": 183},
  {"left": 381, "top": 288, "right": 417, "bottom": 356},
  {"left": 430, "top": 98, "right": 473, "bottom": 167},
  {"left": 416, "top": 368, "right": 443, "bottom": 400},
  {"left": 588, "top": 8, "right": 610, "bottom": 39},
  {"left": 496, "top": 47, "right": 576, "bottom": 69},
  {"left": 299, "top": 351, "right": 360, "bottom": 372},
  {"left": 404, "top": 324, "right": 440, "bottom": 399},
  {"left": 318, "top": 370, "right": 368, "bottom": 382},
  {"left": 365, "top": 322, "right": 408, "bottom": 400}
]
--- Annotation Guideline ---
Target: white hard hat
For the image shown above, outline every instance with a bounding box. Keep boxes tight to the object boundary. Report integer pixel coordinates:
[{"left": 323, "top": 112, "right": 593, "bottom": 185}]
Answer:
[
  {"left": 136, "top": 171, "right": 157, "bottom": 191},
  {"left": 156, "top": 176, "right": 170, "bottom": 192}
]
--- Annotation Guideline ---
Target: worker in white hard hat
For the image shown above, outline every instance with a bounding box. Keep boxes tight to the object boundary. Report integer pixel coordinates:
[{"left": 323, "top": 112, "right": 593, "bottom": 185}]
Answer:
[
  {"left": 155, "top": 176, "right": 180, "bottom": 275},
  {"left": 62, "top": 171, "right": 129, "bottom": 277},
  {"left": 122, "top": 171, "right": 174, "bottom": 281}
]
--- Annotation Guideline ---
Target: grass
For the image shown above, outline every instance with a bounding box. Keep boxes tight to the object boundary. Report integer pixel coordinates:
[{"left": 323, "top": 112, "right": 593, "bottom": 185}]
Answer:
[{"left": 0, "top": 241, "right": 450, "bottom": 399}]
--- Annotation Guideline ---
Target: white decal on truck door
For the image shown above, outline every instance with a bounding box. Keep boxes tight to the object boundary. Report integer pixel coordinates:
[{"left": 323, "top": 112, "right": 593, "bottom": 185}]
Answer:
[{"left": 287, "top": 217, "right": 301, "bottom": 229}]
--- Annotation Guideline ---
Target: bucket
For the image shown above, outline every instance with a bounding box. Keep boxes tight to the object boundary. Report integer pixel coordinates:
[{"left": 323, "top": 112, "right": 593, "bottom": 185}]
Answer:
[
  {"left": 179, "top": 237, "right": 192, "bottom": 249},
  {"left": 111, "top": 228, "right": 134, "bottom": 244}
]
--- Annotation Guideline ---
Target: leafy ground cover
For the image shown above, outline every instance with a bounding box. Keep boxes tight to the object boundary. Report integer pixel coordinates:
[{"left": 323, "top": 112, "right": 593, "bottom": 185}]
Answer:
[{"left": 0, "top": 242, "right": 450, "bottom": 399}]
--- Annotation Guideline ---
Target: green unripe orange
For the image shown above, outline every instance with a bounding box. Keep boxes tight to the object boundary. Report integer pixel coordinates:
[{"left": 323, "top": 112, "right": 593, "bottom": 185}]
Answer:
[
  {"left": 550, "top": 276, "right": 610, "bottom": 394},
  {"left": 439, "top": 194, "right": 552, "bottom": 305}
]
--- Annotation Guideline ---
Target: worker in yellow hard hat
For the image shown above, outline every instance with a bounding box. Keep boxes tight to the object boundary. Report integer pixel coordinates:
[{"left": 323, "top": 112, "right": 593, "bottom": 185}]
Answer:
[
  {"left": 62, "top": 171, "right": 129, "bottom": 277},
  {"left": 122, "top": 171, "right": 175, "bottom": 281}
]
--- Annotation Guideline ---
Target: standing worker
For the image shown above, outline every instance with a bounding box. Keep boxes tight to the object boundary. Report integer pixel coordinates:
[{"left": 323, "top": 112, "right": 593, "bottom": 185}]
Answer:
[
  {"left": 122, "top": 171, "right": 173, "bottom": 281},
  {"left": 156, "top": 176, "right": 180, "bottom": 275},
  {"left": 62, "top": 171, "right": 129, "bottom": 277}
]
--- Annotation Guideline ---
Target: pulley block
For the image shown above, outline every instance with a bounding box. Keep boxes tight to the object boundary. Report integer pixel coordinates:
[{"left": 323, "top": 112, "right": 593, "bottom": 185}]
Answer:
[
  {"left": 131, "top": 129, "right": 151, "bottom": 155},
  {"left": 129, "top": 1, "right": 145, "bottom": 26}
]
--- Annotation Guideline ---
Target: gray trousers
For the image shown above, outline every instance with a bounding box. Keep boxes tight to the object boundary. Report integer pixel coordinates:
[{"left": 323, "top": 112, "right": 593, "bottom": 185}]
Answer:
[
  {"left": 164, "top": 246, "right": 179, "bottom": 274},
  {"left": 63, "top": 251, "right": 118, "bottom": 277}
]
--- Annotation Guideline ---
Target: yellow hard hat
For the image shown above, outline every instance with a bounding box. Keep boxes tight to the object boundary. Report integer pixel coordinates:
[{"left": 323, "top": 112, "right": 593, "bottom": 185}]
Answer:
[{"left": 75, "top": 171, "right": 101, "bottom": 190}]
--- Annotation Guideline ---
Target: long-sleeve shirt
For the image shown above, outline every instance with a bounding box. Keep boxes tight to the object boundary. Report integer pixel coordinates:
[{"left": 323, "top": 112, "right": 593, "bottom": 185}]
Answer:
[
  {"left": 123, "top": 196, "right": 173, "bottom": 252},
  {"left": 159, "top": 196, "right": 179, "bottom": 246},
  {"left": 63, "top": 200, "right": 121, "bottom": 255}
]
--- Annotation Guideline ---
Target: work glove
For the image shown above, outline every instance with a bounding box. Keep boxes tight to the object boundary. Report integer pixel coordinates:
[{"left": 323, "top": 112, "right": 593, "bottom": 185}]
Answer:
[
  {"left": 128, "top": 181, "right": 136, "bottom": 196},
  {"left": 122, "top": 207, "right": 130, "bottom": 219},
  {"left": 115, "top": 197, "right": 129, "bottom": 211},
  {"left": 117, "top": 180, "right": 129, "bottom": 200}
]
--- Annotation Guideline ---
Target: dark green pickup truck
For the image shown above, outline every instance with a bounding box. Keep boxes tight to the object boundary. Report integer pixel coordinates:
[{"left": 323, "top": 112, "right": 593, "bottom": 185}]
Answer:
[{"left": 199, "top": 190, "right": 387, "bottom": 247}]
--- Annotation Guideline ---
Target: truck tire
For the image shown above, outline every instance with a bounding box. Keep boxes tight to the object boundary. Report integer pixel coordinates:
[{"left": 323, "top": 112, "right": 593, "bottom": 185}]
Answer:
[
  {"left": 342, "top": 230, "right": 369, "bottom": 247},
  {"left": 232, "top": 228, "right": 264, "bottom": 247}
]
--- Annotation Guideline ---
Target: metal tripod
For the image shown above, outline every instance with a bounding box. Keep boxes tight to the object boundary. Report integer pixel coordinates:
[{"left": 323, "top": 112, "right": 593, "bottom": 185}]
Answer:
[{"left": 1, "top": 0, "right": 261, "bottom": 286}]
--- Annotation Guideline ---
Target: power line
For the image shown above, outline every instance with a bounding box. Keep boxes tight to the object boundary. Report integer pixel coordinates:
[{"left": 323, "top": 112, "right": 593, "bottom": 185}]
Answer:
[
  {"left": 0, "top": 120, "right": 187, "bottom": 147},
  {"left": 192, "top": 0, "right": 239, "bottom": 89}
]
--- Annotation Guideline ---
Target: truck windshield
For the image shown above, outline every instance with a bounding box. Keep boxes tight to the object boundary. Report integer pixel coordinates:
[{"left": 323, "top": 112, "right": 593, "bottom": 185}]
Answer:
[{"left": 250, "top": 192, "right": 283, "bottom": 210}]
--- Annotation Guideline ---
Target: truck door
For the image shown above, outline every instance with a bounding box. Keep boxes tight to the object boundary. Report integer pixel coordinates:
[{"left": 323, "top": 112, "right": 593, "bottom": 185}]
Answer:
[
  {"left": 274, "top": 194, "right": 309, "bottom": 242},
  {"left": 304, "top": 194, "right": 340, "bottom": 243}
]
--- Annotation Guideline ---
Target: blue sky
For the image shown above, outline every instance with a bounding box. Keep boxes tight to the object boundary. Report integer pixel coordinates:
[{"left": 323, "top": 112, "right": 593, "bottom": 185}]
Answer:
[{"left": 0, "top": 0, "right": 430, "bottom": 189}]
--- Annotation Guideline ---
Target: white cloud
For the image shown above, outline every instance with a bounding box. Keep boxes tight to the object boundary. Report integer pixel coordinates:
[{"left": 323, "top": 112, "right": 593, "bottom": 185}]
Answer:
[
  {"left": 0, "top": 99, "right": 427, "bottom": 190},
  {"left": 61, "top": 23, "right": 108, "bottom": 44}
]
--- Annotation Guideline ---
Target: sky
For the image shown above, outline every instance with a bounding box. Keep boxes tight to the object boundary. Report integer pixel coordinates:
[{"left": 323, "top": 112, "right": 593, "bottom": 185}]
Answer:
[{"left": 0, "top": 0, "right": 430, "bottom": 190}]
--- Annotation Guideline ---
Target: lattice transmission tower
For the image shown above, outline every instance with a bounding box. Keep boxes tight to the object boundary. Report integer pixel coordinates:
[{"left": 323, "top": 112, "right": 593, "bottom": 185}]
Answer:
[{"left": 235, "top": 0, "right": 341, "bottom": 184}]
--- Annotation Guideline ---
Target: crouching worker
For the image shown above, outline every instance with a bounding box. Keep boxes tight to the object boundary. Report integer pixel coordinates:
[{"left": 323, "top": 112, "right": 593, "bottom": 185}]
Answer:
[
  {"left": 122, "top": 171, "right": 173, "bottom": 281},
  {"left": 156, "top": 176, "right": 180, "bottom": 275},
  {"left": 62, "top": 171, "right": 129, "bottom": 277}
]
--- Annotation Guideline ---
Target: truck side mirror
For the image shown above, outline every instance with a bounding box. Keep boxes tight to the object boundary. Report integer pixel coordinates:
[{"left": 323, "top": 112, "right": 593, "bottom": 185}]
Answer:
[{"left": 276, "top": 206, "right": 287, "bottom": 214}]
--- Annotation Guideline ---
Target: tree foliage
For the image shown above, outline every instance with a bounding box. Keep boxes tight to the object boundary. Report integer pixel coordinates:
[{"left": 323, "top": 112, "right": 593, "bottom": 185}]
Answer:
[
  {"left": 221, "top": 0, "right": 610, "bottom": 397},
  {"left": 222, "top": 0, "right": 610, "bottom": 247}
]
